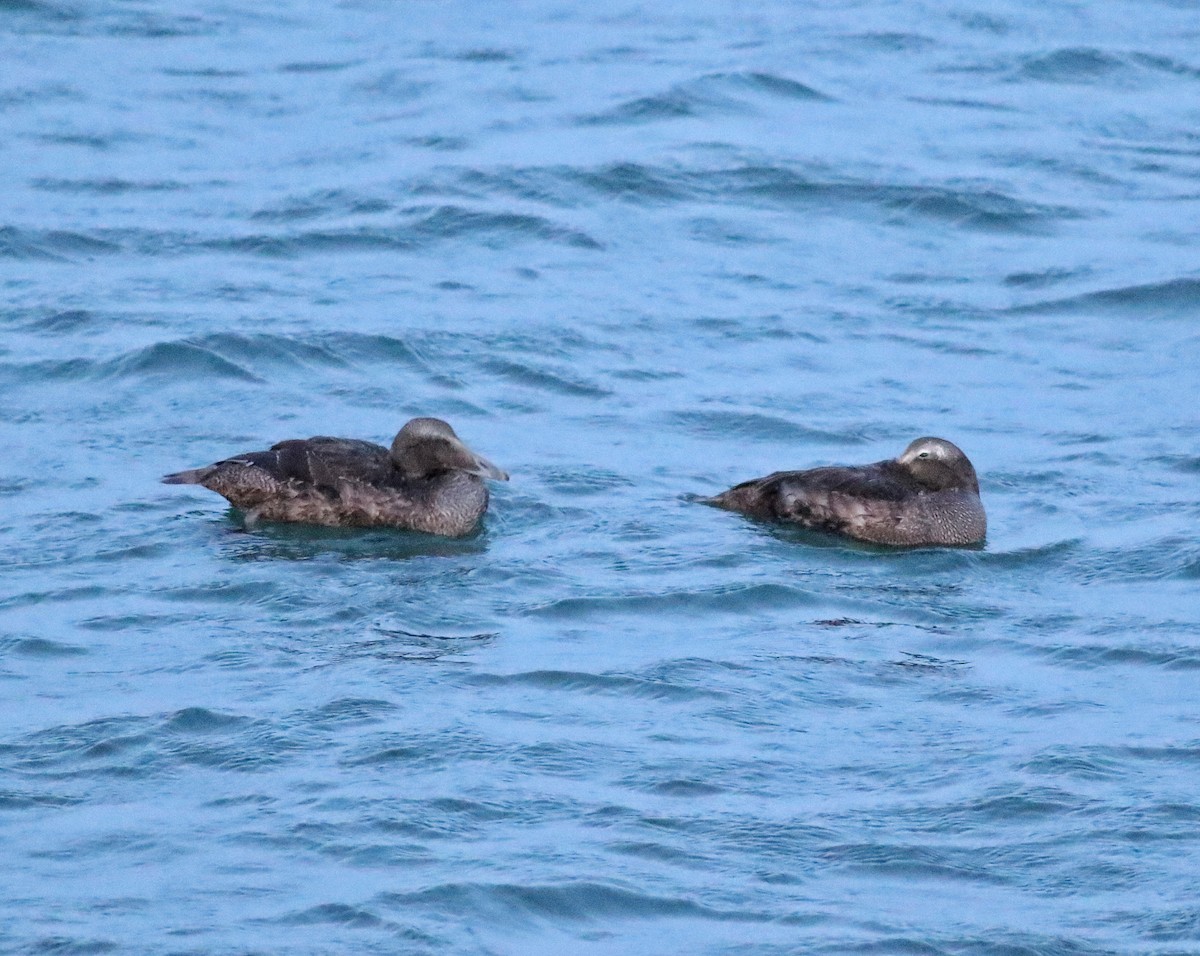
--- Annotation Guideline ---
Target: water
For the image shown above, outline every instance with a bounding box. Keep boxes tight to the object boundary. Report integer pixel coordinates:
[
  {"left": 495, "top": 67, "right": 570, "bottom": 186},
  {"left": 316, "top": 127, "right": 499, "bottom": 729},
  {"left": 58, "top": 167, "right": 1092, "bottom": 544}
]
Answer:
[{"left": 2, "top": 0, "right": 1199, "bottom": 952}]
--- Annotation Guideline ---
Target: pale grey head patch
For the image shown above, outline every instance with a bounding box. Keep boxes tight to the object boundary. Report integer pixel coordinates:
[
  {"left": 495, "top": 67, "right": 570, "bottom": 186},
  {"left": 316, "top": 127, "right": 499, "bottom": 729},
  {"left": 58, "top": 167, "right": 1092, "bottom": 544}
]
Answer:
[{"left": 390, "top": 417, "right": 508, "bottom": 481}]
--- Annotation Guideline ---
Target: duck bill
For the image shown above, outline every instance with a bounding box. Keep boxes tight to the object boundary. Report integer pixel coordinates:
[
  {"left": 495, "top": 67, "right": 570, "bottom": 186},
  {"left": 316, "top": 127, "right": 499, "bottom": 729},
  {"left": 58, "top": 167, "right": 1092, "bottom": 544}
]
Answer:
[
  {"left": 453, "top": 441, "right": 508, "bottom": 481},
  {"left": 470, "top": 454, "right": 509, "bottom": 481}
]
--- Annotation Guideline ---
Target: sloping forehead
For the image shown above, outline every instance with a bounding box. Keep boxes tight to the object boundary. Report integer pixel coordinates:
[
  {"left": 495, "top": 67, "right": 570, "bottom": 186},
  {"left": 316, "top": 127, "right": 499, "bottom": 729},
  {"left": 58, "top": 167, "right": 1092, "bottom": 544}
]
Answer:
[
  {"left": 399, "top": 417, "right": 458, "bottom": 441},
  {"left": 902, "top": 437, "right": 962, "bottom": 460}
]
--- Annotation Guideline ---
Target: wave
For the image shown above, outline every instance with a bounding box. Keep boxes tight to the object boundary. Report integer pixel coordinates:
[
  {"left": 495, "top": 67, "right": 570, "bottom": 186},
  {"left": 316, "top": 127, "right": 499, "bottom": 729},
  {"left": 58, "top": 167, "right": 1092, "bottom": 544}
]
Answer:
[
  {"left": 1, "top": 636, "right": 88, "bottom": 657},
  {"left": 938, "top": 45, "right": 1200, "bottom": 88},
  {"left": 0, "top": 204, "right": 601, "bottom": 263},
  {"left": 669, "top": 410, "right": 863, "bottom": 444},
  {"left": 531, "top": 583, "right": 818, "bottom": 619},
  {"left": 1017, "top": 47, "right": 1200, "bottom": 85},
  {"left": 250, "top": 189, "right": 393, "bottom": 223},
  {"left": 354, "top": 627, "right": 497, "bottom": 661},
  {"left": 1154, "top": 454, "right": 1200, "bottom": 474},
  {"left": 4, "top": 160, "right": 1076, "bottom": 272},
  {"left": 824, "top": 842, "right": 1008, "bottom": 883},
  {"left": 465, "top": 669, "right": 722, "bottom": 702},
  {"left": 376, "top": 880, "right": 775, "bottom": 924},
  {"left": 849, "top": 31, "right": 937, "bottom": 53},
  {"left": 1037, "top": 642, "right": 1200, "bottom": 671},
  {"left": 13, "top": 308, "right": 100, "bottom": 333},
  {"left": 580, "top": 70, "right": 831, "bottom": 125},
  {"left": 213, "top": 208, "right": 604, "bottom": 253},
  {"left": 459, "top": 162, "right": 1077, "bottom": 232},
  {"left": 282, "top": 903, "right": 388, "bottom": 928},
  {"left": 1, "top": 330, "right": 480, "bottom": 387},
  {"left": 1009, "top": 277, "right": 1200, "bottom": 318},
  {"left": 405, "top": 205, "right": 601, "bottom": 249},
  {"left": 163, "top": 707, "right": 247, "bottom": 733},
  {"left": 464, "top": 160, "right": 1077, "bottom": 231},
  {"left": 479, "top": 356, "right": 611, "bottom": 398},
  {"left": 31, "top": 177, "right": 186, "bottom": 194},
  {"left": 1019, "top": 47, "right": 1131, "bottom": 83},
  {"left": 0, "top": 225, "right": 120, "bottom": 260},
  {"left": 690, "top": 166, "right": 1075, "bottom": 231},
  {"left": 100, "top": 341, "right": 263, "bottom": 382}
]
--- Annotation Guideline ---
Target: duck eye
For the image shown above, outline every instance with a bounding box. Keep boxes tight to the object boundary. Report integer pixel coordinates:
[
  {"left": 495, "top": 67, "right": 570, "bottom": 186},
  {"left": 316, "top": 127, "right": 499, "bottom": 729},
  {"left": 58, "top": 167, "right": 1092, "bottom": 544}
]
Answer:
[{"left": 917, "top": 451, "right": 931, "bottom": 459}]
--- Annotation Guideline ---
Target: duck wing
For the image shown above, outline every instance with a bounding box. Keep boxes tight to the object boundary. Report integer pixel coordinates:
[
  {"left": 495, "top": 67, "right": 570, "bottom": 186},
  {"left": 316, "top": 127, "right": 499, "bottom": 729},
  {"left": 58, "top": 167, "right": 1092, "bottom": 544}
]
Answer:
[
  {"left": 709, "top": 460, "right": 918, "bottom": 521},
  {"left": 164, "top": 436, "right": 391, "bottom": 495},
  {"left": 260, "top": 436, "right": 393, "bottom": 488},
  {"left": 769, "top": 460, "right": 917, "bottom": 502}
]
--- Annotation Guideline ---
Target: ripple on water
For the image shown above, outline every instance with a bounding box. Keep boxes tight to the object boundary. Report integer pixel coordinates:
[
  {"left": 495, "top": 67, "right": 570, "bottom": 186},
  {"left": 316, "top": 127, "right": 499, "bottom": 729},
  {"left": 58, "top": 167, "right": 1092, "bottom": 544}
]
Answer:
[
  {"left": 12, "top": 308, "right": 101, "bottom": 334},
  {"left": 567, "top": 162, "right": 691, "bottom": 203},
  {"left": 375, "top": 881, "right": 775, "bottom": 924},
  {"left": 530, "top": 583, "right": 819, "bottom": 620},
  {"left": 346, "top": 629, "right": 498, "bottom": 663},
  {"left": 1046, "top": 641, "right": 1200, "bottom": 671},
  {"left": 31, "top": 176, "right": 188, "bottom": 194},
  {"left": 9, "top": 716, "right": 154, "bottom": 777},
  {"left": 339, "top": 728, "right": 500, "bottom": 772},
  {"left": 671, "top": 166, "right": 1080, "bottom": 232},
  {"left": 302, "top": 698, "right": 399, "bottom": 728},
  {"left": 250, "top": 188, "right": 394, "bottom": 223},
  {"left": 1022, "top": 746, "right": 1125, "bottom": 782},
  {"left": 823, "top": 842, "right": 1008, "bottom": 884},
  {"left": 1018, "top": 47, "right": 1133, "bottom": 83},
  {"left": 0, "top": 225, "right": 121, "bottom": 260},
  {"left": 538, "top": 467, "right": 637, "bottom": 497},
  {"left": 3, "top": 207, "right": 602, "bottom": 265},
  {"left": 163, "top": 707, "right": 247, "bottom": 733},
  {"left": 1068, "top": 536, "right": 1200, "bottom": 584},
  {"left": 2, "top": 584, "right": 109, "bottom": 610},
  {"left": 479, "top": 355, "right": 612, "bottom": 398},
  {"left": 976, "top": 538, "right": 1083, "bottom": 570},
  {"left": 850, "top": 31, "right": 938, "bottom": 53},
  {"left": 1020, "top": 47, "right": 1200, "bottom": 85},
  {"left": 606, "top": 838, "right": 713, "bottom": 868},
  {"left": 465, "top": 669, "right": 726, "bottom": 702},
  {"left": 579, "top": 70, "right": 831, "bottom": 126},
  {"left": 99, "top": 341, "right": 262, "bottom": 383},
  {"left": 215, "top": 525, "right": 493, "bottom": 563},
  {"left": 963, "top": 786, "right": 1087, "bottom": 823},
  {"left": 1152, "top": 453, "right": 1200, "bottom": 474},
  {"left": 183, "top": 332, "right": 353, "bottom": 371},
  {"left": 0, "top": 356, "right": 93, "bottom": 386},
  {"left": 1010, "top": 277, "right": 1200, "bottom": 319},
  {"left": 2, "top": 636, "right": 89, "bottom": 657},
  {"left": 282, "top": 903, "right": 390, "bottom": 929},
  {"left": 669, "top": 409, "right": 858, "bottom": 444}
]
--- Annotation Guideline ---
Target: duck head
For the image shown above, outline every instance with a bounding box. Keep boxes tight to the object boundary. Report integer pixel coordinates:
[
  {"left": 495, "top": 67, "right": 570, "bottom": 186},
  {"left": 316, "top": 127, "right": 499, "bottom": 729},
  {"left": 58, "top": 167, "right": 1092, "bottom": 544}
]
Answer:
[
  {"left": 390, "top": 417, "right": 509, "bottom": 481},
  {"left": 896, "top": 437, "right": 979, "bottom": 493}
]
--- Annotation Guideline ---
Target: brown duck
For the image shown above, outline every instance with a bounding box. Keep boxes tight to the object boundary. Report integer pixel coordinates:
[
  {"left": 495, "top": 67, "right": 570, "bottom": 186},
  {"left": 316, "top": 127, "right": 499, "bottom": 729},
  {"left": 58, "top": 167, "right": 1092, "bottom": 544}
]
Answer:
[
  {"left": 705, "top": 437, "right": 985, "bottom": 546},
  {"left": 162, "top": 417, "right": 508, "bottom": 537}
]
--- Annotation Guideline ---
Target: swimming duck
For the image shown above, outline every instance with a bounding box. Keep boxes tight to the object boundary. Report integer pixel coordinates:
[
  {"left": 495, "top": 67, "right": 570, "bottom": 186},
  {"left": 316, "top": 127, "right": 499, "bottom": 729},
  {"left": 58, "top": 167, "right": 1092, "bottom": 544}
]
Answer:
[
  {"left": 162, "top": 417, "right": 508, "bottom": 537},
  {"left": 705, "top": 437, "right": 985, "bottom": 546}
]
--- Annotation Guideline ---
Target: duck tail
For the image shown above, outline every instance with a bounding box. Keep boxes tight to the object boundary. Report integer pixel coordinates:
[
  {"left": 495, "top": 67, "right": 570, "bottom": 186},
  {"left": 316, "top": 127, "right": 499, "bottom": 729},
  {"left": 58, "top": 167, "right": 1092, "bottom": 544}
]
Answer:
[{"left": 699, "top": 479, "right": 776, "bottom": 519}]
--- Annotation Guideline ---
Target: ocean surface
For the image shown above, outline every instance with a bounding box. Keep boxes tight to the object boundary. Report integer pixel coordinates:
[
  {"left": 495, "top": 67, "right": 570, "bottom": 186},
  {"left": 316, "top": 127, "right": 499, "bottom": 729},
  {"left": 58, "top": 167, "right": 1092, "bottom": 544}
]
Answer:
[{"left": 3, "top": 1, "right": 1199, "bottom": 953}]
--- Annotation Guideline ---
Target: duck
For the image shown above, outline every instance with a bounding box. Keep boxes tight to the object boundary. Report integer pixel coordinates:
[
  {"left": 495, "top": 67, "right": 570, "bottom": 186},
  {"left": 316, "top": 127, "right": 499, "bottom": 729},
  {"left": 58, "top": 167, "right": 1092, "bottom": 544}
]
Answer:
[
  {"left": 162, "top": 417, "right": 508, "bottom": 537},
  {"left": 704, "top": 436, "right": 985, "bottom": 546}
]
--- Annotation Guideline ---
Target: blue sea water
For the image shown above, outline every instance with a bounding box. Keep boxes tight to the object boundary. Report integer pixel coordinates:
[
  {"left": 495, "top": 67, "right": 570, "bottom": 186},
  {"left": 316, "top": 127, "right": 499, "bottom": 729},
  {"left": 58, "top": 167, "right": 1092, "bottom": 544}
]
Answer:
[{"left": 2, "top": 0, "right": 1200, "bottom": 952}]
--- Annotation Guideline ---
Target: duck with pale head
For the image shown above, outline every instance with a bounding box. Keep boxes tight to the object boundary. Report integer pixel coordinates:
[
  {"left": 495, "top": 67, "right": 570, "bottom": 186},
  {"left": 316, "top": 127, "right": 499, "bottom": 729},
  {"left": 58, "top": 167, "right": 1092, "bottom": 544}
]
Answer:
[{"left": 704, "top": 437, "right": 986, "bottom": 547}]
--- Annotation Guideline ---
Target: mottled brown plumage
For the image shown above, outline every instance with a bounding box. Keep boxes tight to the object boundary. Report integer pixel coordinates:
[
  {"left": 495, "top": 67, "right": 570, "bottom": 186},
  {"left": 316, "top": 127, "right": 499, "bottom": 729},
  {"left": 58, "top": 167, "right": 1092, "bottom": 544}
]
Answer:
[
  {"left": 163, "top": 417, "right": 508, "bottom": 537},
  {"left": 706, "top": 437, "right": 986, "bottom": 546}
]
